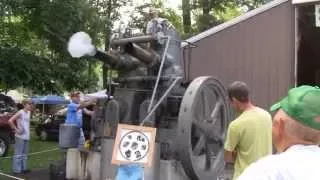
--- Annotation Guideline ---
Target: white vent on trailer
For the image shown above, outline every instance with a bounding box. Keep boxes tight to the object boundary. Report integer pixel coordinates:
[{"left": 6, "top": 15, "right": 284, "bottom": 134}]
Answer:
[
  {"left": 316, "top": 4, "right": 320, "bottom": 27},
  {"left": 292, "top": 0, "right": 320, "bottom": 4}
]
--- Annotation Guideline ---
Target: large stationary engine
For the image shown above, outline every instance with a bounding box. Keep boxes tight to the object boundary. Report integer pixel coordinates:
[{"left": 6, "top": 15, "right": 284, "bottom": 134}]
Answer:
[{"left": 67, "top": 17, "right": 231, "bottom": 180}]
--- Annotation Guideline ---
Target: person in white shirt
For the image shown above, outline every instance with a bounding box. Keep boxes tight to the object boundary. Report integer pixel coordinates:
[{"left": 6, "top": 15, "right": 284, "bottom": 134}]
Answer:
[
  {"left": 237, "top": 85, "right": 320, "bottom": 180},
  {"left": 8, "top": 99, "right": 33, "bottom": 175}
]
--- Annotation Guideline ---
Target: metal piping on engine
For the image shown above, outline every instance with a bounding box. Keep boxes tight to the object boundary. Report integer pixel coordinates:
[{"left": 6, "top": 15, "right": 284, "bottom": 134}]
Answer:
[
  {"left": 110, "top": 35, "right": 154, "bottom": 46},
  {"left": 124, "top": 43, "right": 159, "bottom": 67}
]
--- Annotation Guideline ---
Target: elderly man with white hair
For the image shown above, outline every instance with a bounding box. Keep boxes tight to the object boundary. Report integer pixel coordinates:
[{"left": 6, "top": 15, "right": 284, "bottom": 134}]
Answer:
[{"left": 237, "top": 85, "right": 320, "bottom": 180}]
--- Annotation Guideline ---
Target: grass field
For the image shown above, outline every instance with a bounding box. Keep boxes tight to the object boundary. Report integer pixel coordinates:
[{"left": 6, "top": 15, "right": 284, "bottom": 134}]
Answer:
[{"left": 0, "top": 126, "right": 63, "bottom": 173}]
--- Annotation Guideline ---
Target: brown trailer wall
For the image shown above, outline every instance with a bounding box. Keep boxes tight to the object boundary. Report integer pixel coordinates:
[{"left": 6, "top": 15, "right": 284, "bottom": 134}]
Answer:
[{"left": 183, "top": 1, "right": 295, "bottom": 109}]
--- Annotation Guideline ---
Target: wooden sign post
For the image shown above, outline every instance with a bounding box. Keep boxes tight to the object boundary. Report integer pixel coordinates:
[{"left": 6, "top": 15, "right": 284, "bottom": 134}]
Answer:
[{"left": 111, "top": 124, "right": 157, "bottom": 167}]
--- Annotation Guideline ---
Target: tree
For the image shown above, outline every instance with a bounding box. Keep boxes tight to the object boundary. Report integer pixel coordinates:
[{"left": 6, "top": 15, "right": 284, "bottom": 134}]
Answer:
[
  {"left": 89, "top": 0, "right": 129, "bottom": 88},
  {"left": 152, "top": 0, "right": 184, "bottom": 33},
  {"left": 23, "top": 0, "right": 104, "bottom": 54},
  {"left": 128, "top": 0, "right": 183, "bottom": 34},
  {"left": 182, "top": 0, "right": 192, "bottom": 34},
  {"left": 182, "top": 0, "right": 264, "bottom": 35},
  {"left": 239, "top": 0, "right": 265, "bottom": 11},
  {"left": 0, "top": 0, "right": 104, "bottom": 94},
  {"left": 0, "top": 46, "right": 48, "bottom": 93}
]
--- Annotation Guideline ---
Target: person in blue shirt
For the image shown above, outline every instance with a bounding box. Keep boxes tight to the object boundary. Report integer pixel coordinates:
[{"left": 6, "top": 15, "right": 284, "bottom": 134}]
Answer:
[{"left": 65, "top": 91, "right": 94, "bottom": 148}]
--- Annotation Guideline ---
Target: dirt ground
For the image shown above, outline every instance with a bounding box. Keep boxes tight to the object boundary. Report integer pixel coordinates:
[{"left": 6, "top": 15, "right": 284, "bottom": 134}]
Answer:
[
  {"left": 22, "top": 169, "right": 50, "bottom": 180},
  {"left": 0, "top": 169, "right": 50, "bottom": 180},
  {"left": 1, "top": 165, "right": 233, "bottom": 180}
]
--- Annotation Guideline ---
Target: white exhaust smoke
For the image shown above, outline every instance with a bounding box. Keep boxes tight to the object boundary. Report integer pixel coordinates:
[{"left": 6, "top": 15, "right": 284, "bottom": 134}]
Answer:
[{"left": 67, "top": 32, "right": 96, "bottom": 58}]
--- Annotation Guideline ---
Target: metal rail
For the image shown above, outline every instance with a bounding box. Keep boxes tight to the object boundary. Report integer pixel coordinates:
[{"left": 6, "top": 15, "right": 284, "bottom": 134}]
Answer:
[
  {"left": 110, "top": 35, "right": 154, "bottom": 46},
  {"left": 140, "top": 76, "right": 182, "bottom": 126},
  {"left": 147, "top": 37, "right": 170, "bottom": 113}
]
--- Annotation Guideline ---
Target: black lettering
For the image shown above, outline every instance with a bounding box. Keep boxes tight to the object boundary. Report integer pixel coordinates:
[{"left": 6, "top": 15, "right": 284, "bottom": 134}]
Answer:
[
  {"left": 131, "top": 142, "right": 138, "bottom": 150},
  {"left": 125, "top": 150, "right": 131, "bottom": 158},
  {"left": 122, "top": 141, "right": 130, "bottom": 148},
  {"left": 135, "top": 151, "right": 142, "bottom": 159}
]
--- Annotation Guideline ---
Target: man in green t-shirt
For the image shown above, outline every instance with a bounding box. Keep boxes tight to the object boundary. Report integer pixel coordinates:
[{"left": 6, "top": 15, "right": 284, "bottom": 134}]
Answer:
[{"left": 224, "top": 81, "right": 273, "bottom": 180}]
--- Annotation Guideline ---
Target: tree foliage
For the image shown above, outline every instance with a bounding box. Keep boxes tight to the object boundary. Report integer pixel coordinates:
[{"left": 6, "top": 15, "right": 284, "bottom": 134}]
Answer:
[
  {"left": 182, "top": 0, "right": 192, "bottom": 34},
  {"left": 24, "top": 0, "right": 104, "bottom": 54},
  {"left": 182, "top": 0, "right": 264, "bottom": 36},
  {"left": 127, "top": 0, "right": 183, "bottom": 35},
  {"left": 0, "top": 0, "right": 265, "bottom": 95},
  {"left": 0, "top": 0, "right": 104, "bottom": 94},
  {"left": 88, "top": 0, "right": 129, "bottom": 88}
]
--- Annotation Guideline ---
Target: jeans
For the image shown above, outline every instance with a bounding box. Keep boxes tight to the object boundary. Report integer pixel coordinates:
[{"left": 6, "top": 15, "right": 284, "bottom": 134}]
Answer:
[
  {"left": 12, "top": 137, "right": 29, "bottom": 173},
  {"left": 78, "top": 128, "right": 85, "bottom": 148}
]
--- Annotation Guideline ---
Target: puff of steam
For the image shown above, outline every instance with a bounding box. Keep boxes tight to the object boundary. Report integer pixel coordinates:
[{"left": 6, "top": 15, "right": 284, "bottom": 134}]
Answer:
[{"left": 68, "top": 32, "right": 96, "bottom": 58}]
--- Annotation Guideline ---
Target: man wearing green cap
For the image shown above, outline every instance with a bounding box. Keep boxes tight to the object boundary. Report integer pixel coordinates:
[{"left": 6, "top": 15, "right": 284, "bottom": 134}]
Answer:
[{"left": 237, "top": 85, "right": 320, "bottom": 180}]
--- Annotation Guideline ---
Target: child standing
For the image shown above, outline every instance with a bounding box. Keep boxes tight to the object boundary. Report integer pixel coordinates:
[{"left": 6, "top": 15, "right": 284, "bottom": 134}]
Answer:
[{"left": 8, "top": 99, "right": 32, "bottom": 174}]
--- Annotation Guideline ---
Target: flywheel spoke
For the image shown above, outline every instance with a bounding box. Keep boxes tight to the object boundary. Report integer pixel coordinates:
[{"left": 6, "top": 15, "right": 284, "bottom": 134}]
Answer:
[
  {"left": 193, "top": 121, "right": 222, "bottom": 143},
  {"left": 193, "top": 135, "right": 206, "bottom": 156},
  {"left": 205, "top": 144, "right": 214, "bottom": 170},
  {"left": 209, "top": 100, "right": 223, "bottom": 123},
  {"left": 201, "top": 89, "right": 207, "bottom": 118}
]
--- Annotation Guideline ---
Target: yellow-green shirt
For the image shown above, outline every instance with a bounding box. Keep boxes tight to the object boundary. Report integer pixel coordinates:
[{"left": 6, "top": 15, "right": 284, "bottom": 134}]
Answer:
[{"left": 224, "top": 107, "right": 272, "bottom": 180}]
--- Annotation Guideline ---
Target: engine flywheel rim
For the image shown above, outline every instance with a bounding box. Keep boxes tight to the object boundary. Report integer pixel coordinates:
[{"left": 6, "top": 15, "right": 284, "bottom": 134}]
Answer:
[{"left": 178, "top": 76, "right": 231, "bottom": 180}]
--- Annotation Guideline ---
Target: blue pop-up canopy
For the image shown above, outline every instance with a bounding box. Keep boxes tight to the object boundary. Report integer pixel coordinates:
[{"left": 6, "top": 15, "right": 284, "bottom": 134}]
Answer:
[{"left": 31, "top": 95, "right": 69, "bottom": 105}]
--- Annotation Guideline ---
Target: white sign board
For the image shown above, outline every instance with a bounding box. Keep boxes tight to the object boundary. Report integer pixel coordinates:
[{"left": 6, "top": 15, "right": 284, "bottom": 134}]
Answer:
[
  {"left": 292, "top": 0, "right": 320, "bottom": 4},
  {"left": 111, "top": 124, "right": 157, "bottom": 167},
  {"left": 316, "top": 5, "right": 320, "bottom": 27}
]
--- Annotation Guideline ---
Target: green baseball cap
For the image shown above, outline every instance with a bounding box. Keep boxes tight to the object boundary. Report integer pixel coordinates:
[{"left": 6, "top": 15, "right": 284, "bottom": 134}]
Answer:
[{"left": 270, "top": 85, "right": 320, "bottom": 130}]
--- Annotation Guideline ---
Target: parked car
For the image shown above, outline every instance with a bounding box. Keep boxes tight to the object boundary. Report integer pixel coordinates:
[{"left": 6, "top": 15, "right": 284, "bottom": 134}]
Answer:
[
  {"left": 0, "top": 95, "right": 17, "bottom": 157},
  {"left": 35, "top": 108, "right": 91, "bottom": 141},
  {"left": 0, "top": 113, "right": 15, "bottom": 157}
]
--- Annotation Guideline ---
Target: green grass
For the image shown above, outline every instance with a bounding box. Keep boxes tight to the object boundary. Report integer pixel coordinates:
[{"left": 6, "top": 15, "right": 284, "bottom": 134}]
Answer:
[{"left": 0, "top": 126, "right": 63, "bottom": 173}]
